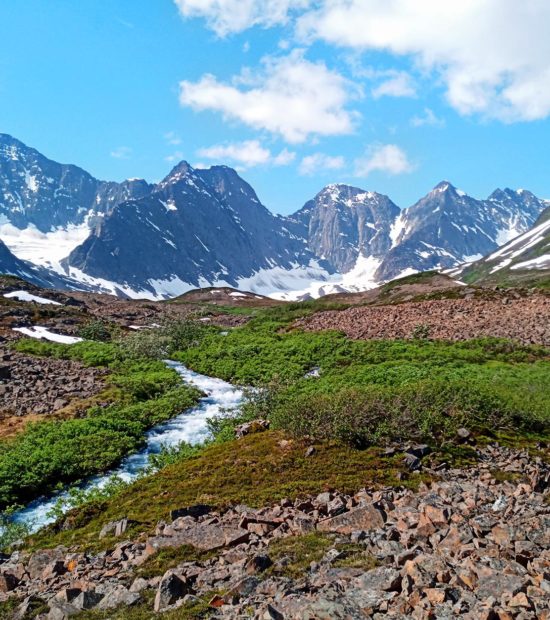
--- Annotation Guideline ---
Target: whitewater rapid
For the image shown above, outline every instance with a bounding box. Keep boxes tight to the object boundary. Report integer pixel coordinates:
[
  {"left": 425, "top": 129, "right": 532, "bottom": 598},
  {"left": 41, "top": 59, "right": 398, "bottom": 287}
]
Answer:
[{"left": 10, "top": 362, "right": 244, "bottom": 533}]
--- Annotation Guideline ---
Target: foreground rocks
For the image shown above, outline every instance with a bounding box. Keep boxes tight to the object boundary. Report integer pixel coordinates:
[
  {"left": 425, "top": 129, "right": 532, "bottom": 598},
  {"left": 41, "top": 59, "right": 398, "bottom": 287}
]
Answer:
[
  {"left": 297, "top": 293, "right": 550, "bottom": 346},
  {"left": 1, "top": 443, "right": 549, "bottom": 618}
]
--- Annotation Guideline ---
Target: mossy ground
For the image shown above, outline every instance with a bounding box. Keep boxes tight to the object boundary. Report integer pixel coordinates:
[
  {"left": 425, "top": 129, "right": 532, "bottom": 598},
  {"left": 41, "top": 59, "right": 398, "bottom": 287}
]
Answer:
[
  {"left": 266, "top": 532, "right": 378, "bottom": 578},
  {"left": 27, "top": 430, "right": 419, "bottom": 552}
]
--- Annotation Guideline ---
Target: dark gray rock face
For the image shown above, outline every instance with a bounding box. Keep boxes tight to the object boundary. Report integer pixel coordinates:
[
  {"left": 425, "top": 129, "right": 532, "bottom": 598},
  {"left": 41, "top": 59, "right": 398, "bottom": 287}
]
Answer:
[
  {"left": 291, "top": 184, "right": 400, "bottom": 273},
  {"left": 67, "top": 162, "right": 326, "bottom": 295},
  {"left": 0, "top": 133, "right": 150, "bottom": 232}
]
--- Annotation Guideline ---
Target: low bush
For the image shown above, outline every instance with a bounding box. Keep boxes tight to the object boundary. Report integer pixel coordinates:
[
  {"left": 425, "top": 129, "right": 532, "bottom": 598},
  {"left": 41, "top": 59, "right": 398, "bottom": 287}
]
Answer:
[
  {"left": 0, "top": 385, "right": 198, "bottom": 508},
  {"left": 77, "top": 319, "right": 114, "bottom": 342},
  {"left": 264, "top": 378, "right": 543, "bottom": 447}
]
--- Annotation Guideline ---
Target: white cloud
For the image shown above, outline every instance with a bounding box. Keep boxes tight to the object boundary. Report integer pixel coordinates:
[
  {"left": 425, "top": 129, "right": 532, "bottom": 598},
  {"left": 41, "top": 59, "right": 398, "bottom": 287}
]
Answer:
[
  {"left": 165, "top": 150, "right": 184, "bottom": 163},
  {"left": 273, "top": 148, "right": 296, "bottom": 165},
  {"left": 197, "top": 140, "right": 295, "bottom": 168},
  {"left": 371, "top": 70, "right": 416, "bottom": 99},
  {"left": 164, "top": 131, "right": 182, "bottom": 145},
  {"left": 299, "top": 152, "right": 345, "bottom": 175},
  {"left": 110, "top": 146, "right": 132, "bottom": 159},
  {"left": 179, "top": 50, "right": 358, "bottom": 143},
  {"left": 411, "top": 107, "right": 445, "bottom": 128},
  {"left": 354, "top": 144, "right": 413, "bottom": 177},
  {"left": 173, "top": 0, "right": 311, "bottom": 36},
  {"left": 297, "top": 0, "right": 550, "bottom": 122}
]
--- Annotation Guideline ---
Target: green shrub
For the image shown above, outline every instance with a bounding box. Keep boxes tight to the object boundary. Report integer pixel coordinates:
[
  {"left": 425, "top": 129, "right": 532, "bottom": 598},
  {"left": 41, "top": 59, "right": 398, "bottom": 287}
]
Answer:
[
  {"left": 77, "top": 319, "right": 114, "bottom": 342},
  {"left": 265, "top": 378, "right": 541, "bottom": 447}
]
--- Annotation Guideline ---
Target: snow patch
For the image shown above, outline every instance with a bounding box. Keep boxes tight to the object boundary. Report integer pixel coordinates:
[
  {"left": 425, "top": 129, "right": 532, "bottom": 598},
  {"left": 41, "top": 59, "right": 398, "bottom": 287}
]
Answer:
[
  {"left": 0, "top": 222, "right": 91, "bottom": 270},
  {"left": 510, "top": 254, "right": 550, "bottom": 270},
  {"left": 4, "top": 290, "right": 61, "bottom": 305},
  {"left": 13, "top": 326, "right": 83, "bottom": 344},
  {"left": 389, "top": 212, "right": 407, "bottom": 248}
]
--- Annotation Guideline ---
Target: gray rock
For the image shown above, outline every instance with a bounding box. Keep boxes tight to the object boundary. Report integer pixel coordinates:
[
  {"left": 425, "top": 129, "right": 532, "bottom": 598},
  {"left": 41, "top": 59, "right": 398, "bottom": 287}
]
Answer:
[{"left": 154, "top": 572, "right": 189, "bottom": 612}]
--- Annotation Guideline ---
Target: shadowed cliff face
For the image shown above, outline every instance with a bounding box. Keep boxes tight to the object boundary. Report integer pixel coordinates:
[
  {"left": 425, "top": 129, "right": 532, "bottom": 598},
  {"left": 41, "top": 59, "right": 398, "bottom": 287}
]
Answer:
[
  {"left": 291, "top": 184, "right": 400, "bottom": 273},
  {"left": 67, "top": 162, "right": 328, "bottom": 294}
]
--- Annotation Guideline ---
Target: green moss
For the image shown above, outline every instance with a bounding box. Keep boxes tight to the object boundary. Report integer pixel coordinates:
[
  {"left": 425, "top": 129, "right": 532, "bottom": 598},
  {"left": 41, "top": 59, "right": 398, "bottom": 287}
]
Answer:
[
  {"left": 27, "top": 431, "right": 410, "bottom": 552},
  {"left": 266, "top": 532, "right": 333, "bottom": 578},
  {"left": 265, "top": 533, "right": 378, "bottom": 577},
  {"left": 71, "top": 591, "right": 214, "bottom": 619},
  {"left": 490, "top": 469, "right": 521, "bottom": 483},
  {"left": 332, "top": 543, "right": 379, "bottom": 570}
]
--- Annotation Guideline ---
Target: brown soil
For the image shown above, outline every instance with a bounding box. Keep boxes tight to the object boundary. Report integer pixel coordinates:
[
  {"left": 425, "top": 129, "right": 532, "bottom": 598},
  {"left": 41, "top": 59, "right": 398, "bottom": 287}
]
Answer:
[{"left": 297, "top": 293, "right": 550, "bottom": 345}]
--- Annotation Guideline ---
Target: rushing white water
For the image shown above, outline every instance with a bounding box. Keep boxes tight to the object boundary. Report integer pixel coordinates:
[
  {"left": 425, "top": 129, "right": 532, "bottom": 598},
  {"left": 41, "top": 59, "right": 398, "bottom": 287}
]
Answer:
[{"left": 9, "top": 362, "right": 244, "bottom": 533}]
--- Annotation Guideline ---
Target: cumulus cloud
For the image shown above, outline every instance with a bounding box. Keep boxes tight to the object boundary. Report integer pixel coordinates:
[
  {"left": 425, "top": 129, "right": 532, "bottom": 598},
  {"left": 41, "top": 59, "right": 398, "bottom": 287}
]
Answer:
[
  {"left": 354, "top": 144, "right": 413, "bottom": 177},
  {"left": 197, "top": 140, "right": 295, "bottom": 168},
  {"left": 110, "top": 146, "right": 132, "bottom": 159},
  {"left": 297, "top": 0, "right": 550, "bottom": 122},
  {"left": 173, "top": 0, "right": 311, "bottom": 36},
  {"left": 299, "top": 152, "right": 345, "bottom": 175},
  {"left": 179, "top": 51, "right": 358, "bottom": 143},
  {"left": 411, "top": 108, "right": 445, "bottom": 128},
  {"left": 371, "top": 70, "right": 416, "bottom": 99}
]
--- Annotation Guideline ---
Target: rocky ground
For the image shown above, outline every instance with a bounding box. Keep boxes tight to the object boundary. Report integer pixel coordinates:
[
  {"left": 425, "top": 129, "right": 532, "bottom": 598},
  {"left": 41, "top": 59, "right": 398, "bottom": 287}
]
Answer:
[
  {"left": 0, "top": 347, "right": 106, "bottom": 421},
  {"left": 1, "top": 441, "right": 549, "bottom": 619},
  {"left": 298, "top": 293, "right": 550, "bottom": 346}
]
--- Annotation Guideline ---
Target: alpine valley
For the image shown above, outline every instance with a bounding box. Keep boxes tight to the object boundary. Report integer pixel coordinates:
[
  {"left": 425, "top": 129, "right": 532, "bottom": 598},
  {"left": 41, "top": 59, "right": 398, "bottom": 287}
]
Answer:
[{"left": 0, "top": 133, "right": 548, "bottom": 300}]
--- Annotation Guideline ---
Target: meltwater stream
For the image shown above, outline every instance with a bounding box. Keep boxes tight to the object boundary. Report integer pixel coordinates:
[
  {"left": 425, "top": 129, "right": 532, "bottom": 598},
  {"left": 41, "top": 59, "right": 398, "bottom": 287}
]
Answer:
[{"left": 10, "top": 361, "right": 244, "bottom": 533}]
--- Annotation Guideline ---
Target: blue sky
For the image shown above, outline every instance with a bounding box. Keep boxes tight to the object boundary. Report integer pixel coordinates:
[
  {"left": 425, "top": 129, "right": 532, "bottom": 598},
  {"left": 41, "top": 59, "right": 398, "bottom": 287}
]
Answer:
[{"left": 1, "top": 0, "right": 549, "bottom": 214}]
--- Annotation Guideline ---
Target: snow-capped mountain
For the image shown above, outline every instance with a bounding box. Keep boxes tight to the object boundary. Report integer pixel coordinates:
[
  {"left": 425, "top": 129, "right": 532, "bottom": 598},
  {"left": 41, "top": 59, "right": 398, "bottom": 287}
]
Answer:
[
  {"left": 281, "top": 181, "right": 546, "bottom": 298},
  {"left": 0, "top": 133, "right": 547, "bottom": 299},
  {"left": 0, "top": 133, "right": 150, "bottom": 270},
  {"left": 374, "top": 182, "right": 546, "bottom": 282},
  {"left": 456, "top": 205, "right": 550, "bottom": 287},
  {"left": 66, "top": 162, "right": 331, "bottom": 298}
]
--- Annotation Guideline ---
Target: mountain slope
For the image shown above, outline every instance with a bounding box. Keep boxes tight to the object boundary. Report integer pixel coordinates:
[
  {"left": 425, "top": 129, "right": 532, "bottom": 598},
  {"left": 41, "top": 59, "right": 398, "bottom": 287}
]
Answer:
[
  {"left": 374, "top": 182, "right": 546, "bottom": 282},
  {"left": 1, "top": 133, "right": 547, "bottom": 299},
  {"left": 291, "top": 184, "right": 400, "bottom": 273},
  {"left": 66, "top": 162, "right": 331, "bottom": 298},
  {"left": 0, "top": 238, "right": 82, "bottom": 289},
  {"left": 458, "top": 206, "right": 550, "bottom": 288}
]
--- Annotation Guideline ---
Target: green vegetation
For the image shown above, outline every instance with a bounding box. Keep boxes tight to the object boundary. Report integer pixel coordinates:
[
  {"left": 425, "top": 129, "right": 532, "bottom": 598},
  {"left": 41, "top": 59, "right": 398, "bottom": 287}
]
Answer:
[
  {"left": 72, "top": 592, "right": 214, "bottom": 619},
  {"left": 136, "top": 545, "right": 215, "bottom": 580},
  {"left": 28, "top": 431, "right": 412, "bottom": 551},
  {"left": 77, "top": 319, "right": 114, "bottom": 342},
  {"left": 0, "top": 339, "right": 200, "bottom": 510},
  {"left": 174, "top": 308, "right": 550, "bottom": 447},
  {"left": 265, "top": 532, "right": 377, "bottom": 578},
  {"left": 10, "top": 303, "right": 550, "bottom": 557}
]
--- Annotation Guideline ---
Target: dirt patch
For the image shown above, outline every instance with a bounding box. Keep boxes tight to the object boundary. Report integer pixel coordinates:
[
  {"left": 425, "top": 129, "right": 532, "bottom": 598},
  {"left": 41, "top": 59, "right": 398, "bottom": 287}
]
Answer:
[{"left": 297, "top": 293, "right": 550, "bottom": 345}]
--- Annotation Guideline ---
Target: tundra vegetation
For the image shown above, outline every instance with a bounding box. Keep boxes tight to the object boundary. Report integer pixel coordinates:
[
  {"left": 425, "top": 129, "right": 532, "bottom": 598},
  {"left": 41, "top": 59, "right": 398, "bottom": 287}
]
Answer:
[{"left": 3, "top": 303, "right": 544, "bottom": 555}]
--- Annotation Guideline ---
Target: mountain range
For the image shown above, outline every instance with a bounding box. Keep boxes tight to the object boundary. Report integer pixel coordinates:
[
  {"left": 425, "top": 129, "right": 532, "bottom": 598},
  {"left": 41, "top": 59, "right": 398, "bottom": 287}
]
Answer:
[{"left": 0, "top": 133, "right": 548, "bottom": 298}]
